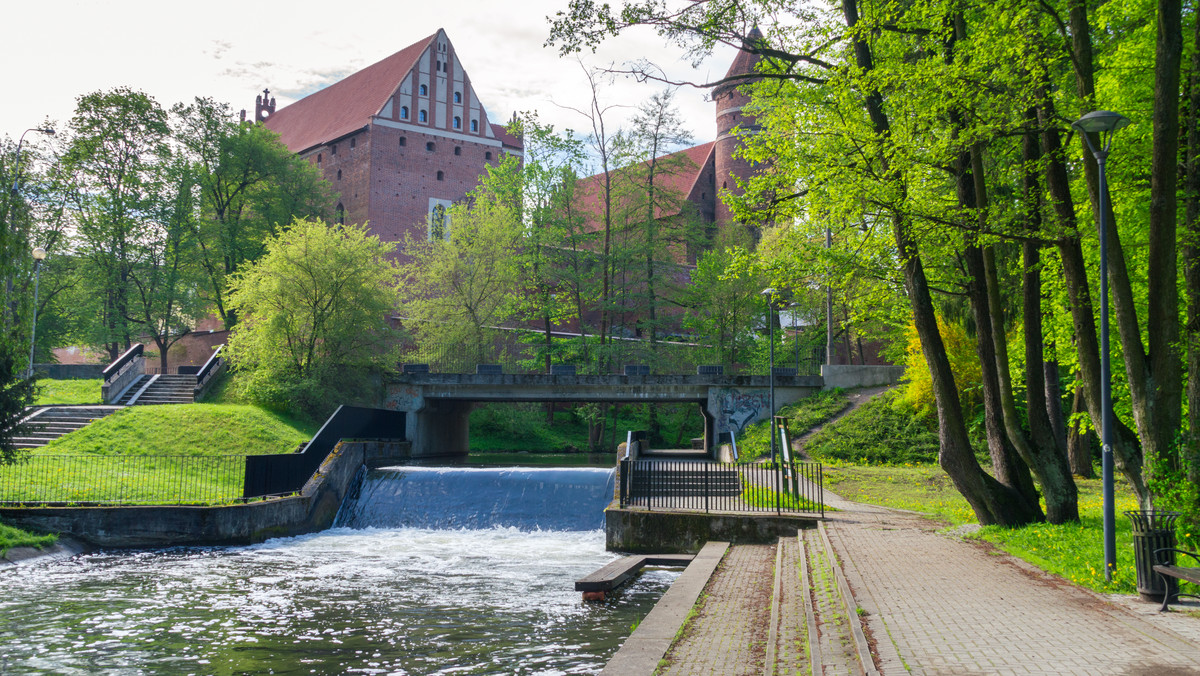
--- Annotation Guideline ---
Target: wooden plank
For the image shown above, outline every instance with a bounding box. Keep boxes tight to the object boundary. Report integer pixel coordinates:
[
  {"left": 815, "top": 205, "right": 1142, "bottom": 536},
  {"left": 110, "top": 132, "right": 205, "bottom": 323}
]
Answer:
[
  {"left": 1153, "top": 565, "right": 1200, "bottom": 584},
  {"left": 576, "top": 553, "right": 696, "bottom": 592}
]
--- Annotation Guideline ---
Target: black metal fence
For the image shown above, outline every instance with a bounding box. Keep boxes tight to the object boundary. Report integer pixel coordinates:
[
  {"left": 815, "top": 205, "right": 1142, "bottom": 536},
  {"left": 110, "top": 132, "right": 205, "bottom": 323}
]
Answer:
[
  {"left": 617, "top": 459, "right": 824, "bottom": 516},
  {"left": 400, "top": 330, "right": 826, "bottom": 377},
  {"left": 0, "top": 454, "right": 250, "bottom": 506}
]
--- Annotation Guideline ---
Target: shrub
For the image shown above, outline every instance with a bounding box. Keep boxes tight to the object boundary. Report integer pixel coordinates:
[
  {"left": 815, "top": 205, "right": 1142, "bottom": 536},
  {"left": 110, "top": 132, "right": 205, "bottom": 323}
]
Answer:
[{"left": 804, "top": 390, "right": 940, "bottom": 465}]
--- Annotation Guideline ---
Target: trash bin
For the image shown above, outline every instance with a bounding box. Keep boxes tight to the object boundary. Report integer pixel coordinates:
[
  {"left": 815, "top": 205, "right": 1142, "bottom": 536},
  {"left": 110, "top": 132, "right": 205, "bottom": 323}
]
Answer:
[{"left": 1125, "top": 510, "right": 1180, "bottom": 603}]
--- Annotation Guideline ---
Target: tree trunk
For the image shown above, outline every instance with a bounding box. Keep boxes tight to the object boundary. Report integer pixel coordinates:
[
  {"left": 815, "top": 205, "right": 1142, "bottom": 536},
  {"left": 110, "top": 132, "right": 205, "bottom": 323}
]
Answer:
[
  {"left": 1037, "top": 95, "right": 1148, "bottom": 504},
  {"left": 1044, "top": 359, "right": 1069, "bottom": 457},
  {"left": 1067, "top": 381, "right": 1096, "bottom": 478},
  {"left": 1182, "top": 5, "right": 1200, "bottom": 489},
  {"left": 844, "top": 0, "right": 1039, "bottom": 526}
]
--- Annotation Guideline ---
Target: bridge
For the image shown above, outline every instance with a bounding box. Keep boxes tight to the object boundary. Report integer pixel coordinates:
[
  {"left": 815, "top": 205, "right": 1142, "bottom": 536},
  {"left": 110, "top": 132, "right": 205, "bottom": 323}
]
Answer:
[{"left": 380, "top": 372, "right": 825, "bottom": 459}]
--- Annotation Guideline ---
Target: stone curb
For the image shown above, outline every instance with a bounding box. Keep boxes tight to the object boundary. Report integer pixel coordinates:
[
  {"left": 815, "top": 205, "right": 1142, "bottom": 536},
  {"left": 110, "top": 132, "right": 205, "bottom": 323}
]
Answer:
[
  {"left": 601, "top": 540, "right": 729, "bottom": 676},
  {"left": 818, "top": 520, "right": 879, "bottom": 675},
  {"left": 1, "top": 536, "right": 91, "bottom": 569}
]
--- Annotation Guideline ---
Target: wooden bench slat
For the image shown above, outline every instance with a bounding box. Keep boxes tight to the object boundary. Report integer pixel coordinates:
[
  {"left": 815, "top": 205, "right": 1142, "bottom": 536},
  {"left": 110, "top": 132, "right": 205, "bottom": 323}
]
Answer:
[{"left": 1153, "top": 564, "right": 1200, "bottom": 585}]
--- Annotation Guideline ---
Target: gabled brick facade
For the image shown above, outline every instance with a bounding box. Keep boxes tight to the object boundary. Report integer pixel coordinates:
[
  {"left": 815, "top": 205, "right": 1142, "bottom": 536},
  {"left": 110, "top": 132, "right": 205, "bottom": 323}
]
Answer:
[{"left": 259, "top": 28, "right": 522, "bottom": 254}]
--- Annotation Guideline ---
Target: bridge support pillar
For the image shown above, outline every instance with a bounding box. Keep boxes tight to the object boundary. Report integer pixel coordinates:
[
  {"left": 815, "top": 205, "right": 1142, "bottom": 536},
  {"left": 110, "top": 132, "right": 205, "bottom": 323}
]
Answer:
[{"left": 411, "top": 400, "right": 474, "bottom": 460}]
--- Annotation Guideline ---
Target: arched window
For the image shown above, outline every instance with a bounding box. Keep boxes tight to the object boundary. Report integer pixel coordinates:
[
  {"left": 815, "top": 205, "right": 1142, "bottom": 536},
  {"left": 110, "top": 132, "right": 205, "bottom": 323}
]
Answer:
[
  {"left": 335, "top": 203, "right": 345, "bottom": 225},
  {"left": 485, "top": 151, "right": 492, "bottom": 161},
  {"left": 336, "top": 169, "right": 342, "bottom": 181},
  {"left": 426, "top": 141, "right": 435, "bottom": 152},
  {"left": 436, "top": 170, "right": 444, "bottom": 181},
  {"left": 470, "top": 120, "right": 478, "bottom": 132},
  {"left": 316, "top": 153, "right": 322, "bottom": 167},
  {"left": 454, "top": 146, "right": 461, "bottom": 156},
  {"left": 418, "top": 110, "right": 427, "bottom": 123},
  {"left": 399, "top": 137, "right": 407, "bottom": 147},
  {"left": 419, "top": 84, "right": 428, "bottom": 96},
  {"left": 453, "top": 116, "right": 461, "bottom": 129},
  {"left": 400, "top": 106, "right": 409, "bottom": 119},
  {"left": 454, "top": 92, "right": 462, "bottom": 103},
  {"left": 331, "top": 144, "right": 338, "bottom": 155}
]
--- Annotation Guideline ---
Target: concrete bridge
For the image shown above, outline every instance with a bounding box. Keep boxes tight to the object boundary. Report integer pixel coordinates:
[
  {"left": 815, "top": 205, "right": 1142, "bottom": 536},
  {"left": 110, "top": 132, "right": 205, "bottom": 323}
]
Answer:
[{"left": 380, "top": 373, "right": 825, "bottom": 459}]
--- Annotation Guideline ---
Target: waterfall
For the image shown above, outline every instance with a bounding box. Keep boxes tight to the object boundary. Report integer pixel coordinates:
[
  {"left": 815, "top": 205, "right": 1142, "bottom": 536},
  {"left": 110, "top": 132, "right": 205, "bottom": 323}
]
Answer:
[{"left": 335, "top": 466, "right": 616, "bottom": 531}]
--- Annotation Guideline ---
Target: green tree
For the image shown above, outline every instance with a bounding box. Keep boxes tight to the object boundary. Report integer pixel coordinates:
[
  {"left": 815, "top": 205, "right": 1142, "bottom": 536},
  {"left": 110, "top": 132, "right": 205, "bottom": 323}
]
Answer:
[
  {"left": 226, "top": 218, "right": 401, "bottom": 415},
  {"left": 173, "top": 98, "right": 334, "bottom": 328},
  {"left": 60, "top": 87, "right": 171, "bottom": 360},
  {"left": 399, "top": 185, "right": 522, "bottom": 367}
]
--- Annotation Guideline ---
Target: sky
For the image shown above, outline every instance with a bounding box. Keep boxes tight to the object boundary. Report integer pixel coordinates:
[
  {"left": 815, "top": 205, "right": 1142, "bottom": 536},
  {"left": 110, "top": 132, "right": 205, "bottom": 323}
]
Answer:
[{"left": 2, "top": 0, "right": 740, "bottom": 164}]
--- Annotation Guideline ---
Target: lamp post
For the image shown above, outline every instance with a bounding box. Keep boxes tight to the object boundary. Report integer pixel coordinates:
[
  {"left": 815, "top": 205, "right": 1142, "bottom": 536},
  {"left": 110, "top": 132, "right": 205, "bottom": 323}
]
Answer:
[
  {"left": 9, "top": 128, "right": 55, "bottom": 196},
  {"left": 7, "top": 128, "right": 54, "bottom": 331},
  {"left": 1071, "top": 109, "right": 1130, "bottom": 583},
  {"left": 762, "top": 287, "right": 776, "bottom": 463},
  {"left": 27, "top": 247, "right": 46, "bottom": 379}
]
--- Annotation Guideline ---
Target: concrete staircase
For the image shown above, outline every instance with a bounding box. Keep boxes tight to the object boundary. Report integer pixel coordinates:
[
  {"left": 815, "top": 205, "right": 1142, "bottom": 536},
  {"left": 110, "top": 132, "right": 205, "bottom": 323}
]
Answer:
[
  {"left": 115, "top": 374, "right": 197, "bottom": 406},
  {"left": 14, "top": 406, "right": 121, "bottom": 449}
]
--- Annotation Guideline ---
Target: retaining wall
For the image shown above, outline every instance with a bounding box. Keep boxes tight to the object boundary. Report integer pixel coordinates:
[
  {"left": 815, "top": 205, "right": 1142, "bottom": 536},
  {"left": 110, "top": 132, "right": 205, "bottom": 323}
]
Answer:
[
  {"left": 34, "top": 364, "right": 105, "bottom": 380},
  {"left": 0, "top": 443, "right": 365, "bottom": 548},
  {"left": 820, "top": 364, "right": 905, "bottom": 390},
  {"left": 605, "top": 506, "right": 818, "bottom": 553}
]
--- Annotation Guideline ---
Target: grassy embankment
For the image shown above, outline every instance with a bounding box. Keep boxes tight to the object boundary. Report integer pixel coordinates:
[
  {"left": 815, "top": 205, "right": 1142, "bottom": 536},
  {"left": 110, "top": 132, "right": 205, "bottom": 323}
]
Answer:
[
  {"left": 799, "top": 390, "right": 1156, "bottom": 595},
  {"left": 33, "top": 378, "right": 103, "bottom": 406},
  {"left": 4, "top": 373, "right": 317, "bottom": 509}
]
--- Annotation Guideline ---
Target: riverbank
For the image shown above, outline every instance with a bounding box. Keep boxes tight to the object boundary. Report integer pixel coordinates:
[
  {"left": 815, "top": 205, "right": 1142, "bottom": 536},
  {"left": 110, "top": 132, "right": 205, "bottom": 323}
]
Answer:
[{"left": 1, "top": 535, "right": 90, "bottom": 569}]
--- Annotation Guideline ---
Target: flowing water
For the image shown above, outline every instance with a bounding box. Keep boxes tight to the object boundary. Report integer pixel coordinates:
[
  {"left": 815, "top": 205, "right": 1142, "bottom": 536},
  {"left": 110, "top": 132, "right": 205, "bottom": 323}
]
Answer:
[{"left": 0, "top": 466, "right": 675, "bottom": 675}]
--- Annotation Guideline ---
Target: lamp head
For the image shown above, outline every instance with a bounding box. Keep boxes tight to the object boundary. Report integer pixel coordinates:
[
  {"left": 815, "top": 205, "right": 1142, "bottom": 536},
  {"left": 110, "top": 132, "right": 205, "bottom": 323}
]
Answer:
[
  {"left": 37, "top": 128, "right": 54, "bottom": 136},
  {"left": 761, "top": 287, "right": 776, "bottom": 297},
  {"left": 1071, "top": 110, "right": 1130, "bottom": 155},
  {"left": 32, "top": 247, "right": 46, "bottom": 261}
]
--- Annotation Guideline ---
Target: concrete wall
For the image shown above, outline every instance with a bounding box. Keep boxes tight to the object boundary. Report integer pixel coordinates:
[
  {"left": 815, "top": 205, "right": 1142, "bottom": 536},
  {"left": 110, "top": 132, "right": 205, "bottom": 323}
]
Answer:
[
  {"left": 34, "top": 364, "right": 105, "bottom": 379},
  {"left": 0, "top": 443, "right": 366, "bottom": 548},
  {"left": 605, "top": 506, "right": 817, "bottom": 553},
  {"left": 820, "top": 364, "right": 905, "bottom": 390}
]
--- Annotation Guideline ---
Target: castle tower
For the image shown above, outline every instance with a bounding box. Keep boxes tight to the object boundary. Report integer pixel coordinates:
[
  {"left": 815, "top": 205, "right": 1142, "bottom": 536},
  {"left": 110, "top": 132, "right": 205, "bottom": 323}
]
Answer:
[{"left": 712, "top": 28, "right": 765, "bottom": 228}]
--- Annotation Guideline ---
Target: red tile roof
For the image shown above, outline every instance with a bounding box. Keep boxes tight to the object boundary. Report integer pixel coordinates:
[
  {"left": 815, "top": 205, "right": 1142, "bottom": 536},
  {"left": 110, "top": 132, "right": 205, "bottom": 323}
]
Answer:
[
  {"left": 575, "top": 141, "right": 715, "bottom": 228},
  {"left": 264, "top": 32, "right": 437, "bottom": 153},
  {"left": 491, "top": 122, "right": 522, "bottom": 150}
]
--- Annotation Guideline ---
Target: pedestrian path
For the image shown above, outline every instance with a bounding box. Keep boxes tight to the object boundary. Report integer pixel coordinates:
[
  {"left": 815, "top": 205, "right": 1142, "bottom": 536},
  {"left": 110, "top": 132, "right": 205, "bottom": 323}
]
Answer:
[
  {"left": 634, "top": 490, "right": 1200, "bottom": 675},
  {"left": 821, "top": 491, "right": 1200, "bottom": 675}
]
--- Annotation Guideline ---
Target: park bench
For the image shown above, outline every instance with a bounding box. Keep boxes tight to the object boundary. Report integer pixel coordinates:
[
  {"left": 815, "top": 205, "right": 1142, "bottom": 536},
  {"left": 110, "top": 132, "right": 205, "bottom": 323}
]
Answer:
[{"left": 1152, "top": 547, "right": 1200, "bottom": 612}]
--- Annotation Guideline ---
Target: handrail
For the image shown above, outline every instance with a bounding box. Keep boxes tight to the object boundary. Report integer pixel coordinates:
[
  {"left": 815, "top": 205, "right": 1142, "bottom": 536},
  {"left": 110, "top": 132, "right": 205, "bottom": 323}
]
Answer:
[
  {"left": 101, "top": 343, "right": 144, "bottom": 382},
  {"left": 195, "top": 345, "right": 224, "bottom": 383}
]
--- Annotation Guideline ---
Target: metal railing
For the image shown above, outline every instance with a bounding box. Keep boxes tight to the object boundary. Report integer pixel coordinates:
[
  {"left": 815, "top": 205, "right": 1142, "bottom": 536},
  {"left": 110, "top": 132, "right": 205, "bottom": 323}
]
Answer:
[
  {"left": 617, "top": 459, "right": 824, "bottom": 516},
  {"left": 0, "top": 454, "right": 251, "bottom": 506}
]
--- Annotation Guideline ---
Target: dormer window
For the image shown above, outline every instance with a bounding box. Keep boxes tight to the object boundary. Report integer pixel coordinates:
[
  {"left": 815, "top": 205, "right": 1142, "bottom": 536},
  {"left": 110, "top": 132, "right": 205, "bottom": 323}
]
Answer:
[
  {"left": 401, "top": 106, "right": 409, "bottom": 119},
  {"left": 419, "top": 84, "right": 428, "bottom": 96}
]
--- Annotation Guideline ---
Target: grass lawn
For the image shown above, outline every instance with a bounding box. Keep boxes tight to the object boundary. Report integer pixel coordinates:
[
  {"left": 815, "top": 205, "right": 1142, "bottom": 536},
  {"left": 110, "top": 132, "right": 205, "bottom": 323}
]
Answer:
[
  {"left": 0, "top": 521, "right": 56, "bottom": 554},
  {"left": 2, "top": 404, "right": 318, "bottom": 505},
  {"left": 826, "top": 463, "right": 1146, "bottom": 594},
  {"left": 33, "top": 379, "right": 103, "bottom": 406}
]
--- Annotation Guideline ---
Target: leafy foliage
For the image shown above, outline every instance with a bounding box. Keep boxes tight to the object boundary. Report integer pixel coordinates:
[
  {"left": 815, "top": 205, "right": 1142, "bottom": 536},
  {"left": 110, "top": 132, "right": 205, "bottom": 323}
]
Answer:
[
  {"left": 805, "top": 391, "right": 941, "bottom": 466},
  {"left": 227, "top": 218, "right": 401, "bottom": 416}
]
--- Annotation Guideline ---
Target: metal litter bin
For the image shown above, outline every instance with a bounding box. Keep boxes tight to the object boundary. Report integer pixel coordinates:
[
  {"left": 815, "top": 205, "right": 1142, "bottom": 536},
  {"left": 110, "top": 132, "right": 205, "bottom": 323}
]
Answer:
[{"left": 1125, "top": 510, "right": 1180, "bottom": 603}]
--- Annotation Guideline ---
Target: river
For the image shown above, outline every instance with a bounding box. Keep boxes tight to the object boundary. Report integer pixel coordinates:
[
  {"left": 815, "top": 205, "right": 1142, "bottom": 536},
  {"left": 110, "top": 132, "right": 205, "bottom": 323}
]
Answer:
[{"left": 0, "top": 466, "right": 673, "bottom": 674}]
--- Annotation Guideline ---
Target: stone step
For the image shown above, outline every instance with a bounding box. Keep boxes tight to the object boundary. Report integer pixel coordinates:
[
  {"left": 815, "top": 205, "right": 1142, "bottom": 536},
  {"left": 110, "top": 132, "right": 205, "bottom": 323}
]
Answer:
[
  {"left": 801, "top": 527, "right": 864, "bottom": 675},
  {"left": 766, "top": 535, "right": 809, "bottom": 675}
]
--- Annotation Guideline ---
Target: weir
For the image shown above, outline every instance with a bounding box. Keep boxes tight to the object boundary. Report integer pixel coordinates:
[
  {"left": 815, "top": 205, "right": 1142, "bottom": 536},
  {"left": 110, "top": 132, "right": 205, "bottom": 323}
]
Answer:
[{"left": 335, "top": 466, "right": 617, "bottom": 532}]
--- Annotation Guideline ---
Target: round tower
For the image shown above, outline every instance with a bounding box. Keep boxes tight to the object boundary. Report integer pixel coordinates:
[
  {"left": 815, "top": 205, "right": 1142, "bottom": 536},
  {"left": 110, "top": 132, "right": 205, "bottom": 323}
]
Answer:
[{"left": 713, "top": 28, "right": 765, "bottom": 229}]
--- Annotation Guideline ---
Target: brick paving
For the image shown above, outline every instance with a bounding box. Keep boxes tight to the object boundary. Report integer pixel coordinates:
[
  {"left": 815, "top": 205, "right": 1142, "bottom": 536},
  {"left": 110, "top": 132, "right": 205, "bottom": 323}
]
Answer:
[
  {"left": 772, "top": 536, "right": 809, "bottom": 675},
  {"left": 821, "top": 492, "right": 1200, "bottom": 675},
  {"left": 660, "top": 544, "right": 774, "bottom": 676}
]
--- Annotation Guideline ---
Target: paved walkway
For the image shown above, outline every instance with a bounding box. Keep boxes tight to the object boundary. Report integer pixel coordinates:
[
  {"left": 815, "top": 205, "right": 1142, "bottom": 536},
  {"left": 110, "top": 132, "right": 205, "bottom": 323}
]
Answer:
[{"left": 822, "top": 491, "right": 1200, "bottom": 675}]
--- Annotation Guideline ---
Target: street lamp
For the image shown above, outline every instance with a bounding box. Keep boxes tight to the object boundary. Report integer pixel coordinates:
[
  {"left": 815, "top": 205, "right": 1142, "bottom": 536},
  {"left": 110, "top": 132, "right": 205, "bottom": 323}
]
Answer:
[
  {"left": 1071, "top": 109, "right": 1130, "bottom": 583},
  {"left": 788, "top": 302, "right": 802, "bottom": 370},
  {"left": 9, "top": 128, "right": 55, "bottom": 196},
  {"left": 27, "top": 247, "right": 46, "bottom": 379},
  {"left": 762, "top": 287, "right": 776, "bottom": 463}
]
